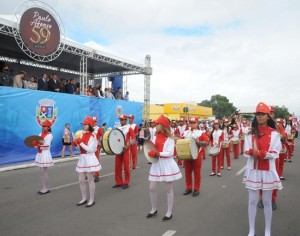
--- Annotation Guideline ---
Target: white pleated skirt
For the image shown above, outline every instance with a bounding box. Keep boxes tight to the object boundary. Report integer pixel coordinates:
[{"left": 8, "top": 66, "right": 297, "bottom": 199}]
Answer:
[
  {"left": 242, "top": 168, "right": 283, "bottom": 190},
  {"left": 149, "top": 157, "right": 182, "bottom": 182},
  {"left": 76, "top": 153, "right": 101, "bottom": 173},
  {"left": 35, "top": 150, "right": 53, "bottom": 167}
]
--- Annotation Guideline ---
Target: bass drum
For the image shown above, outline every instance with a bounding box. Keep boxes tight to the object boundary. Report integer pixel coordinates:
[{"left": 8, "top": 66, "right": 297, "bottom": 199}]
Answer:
[
  {"left": 101, "top": 129, "right": 125, "bottom": 155},
  {"left": 176, "top": 138, "right": 198, "bottom": 160}
]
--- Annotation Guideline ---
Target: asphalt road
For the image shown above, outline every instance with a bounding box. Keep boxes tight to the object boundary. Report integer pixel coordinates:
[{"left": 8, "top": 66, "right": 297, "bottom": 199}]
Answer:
[{"left": 0, "top": 140, "right": 299, "bottom": 236}]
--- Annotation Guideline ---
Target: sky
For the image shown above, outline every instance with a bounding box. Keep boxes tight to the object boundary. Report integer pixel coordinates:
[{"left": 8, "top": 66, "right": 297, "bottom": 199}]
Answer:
[{"left": 1, "top": 0, "right": 300, "bottom": 115}]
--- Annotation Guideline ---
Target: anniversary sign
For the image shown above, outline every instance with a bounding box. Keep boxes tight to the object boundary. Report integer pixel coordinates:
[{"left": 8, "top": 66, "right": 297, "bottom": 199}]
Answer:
[{"left": 19, "top": 7, "right": 60, "bottom": 56}]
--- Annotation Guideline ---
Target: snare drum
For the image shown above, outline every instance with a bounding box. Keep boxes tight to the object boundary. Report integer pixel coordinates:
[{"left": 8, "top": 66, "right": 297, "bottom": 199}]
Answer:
[
  {"left": 231, "top": 137, "right": 239, "bottom": 144},
  {"left": 222, "top": 141, "right": 229, "bottom": 148},
  {"left": 208, "top": 146, "right": 220, "bottom": 156},
  {"left": 287, "top": 134, "right": 294, "bottom": 140},
  {"left": 280, "top": 146, "right": 286, "bottom": 154},
  {"left": 240, "top": 134, "right": 245, "bottom": 140},
  {"left": 176, "top": 138, "right": 198, "bottom": 160},
  {"left": 101, "top": 129, "right": 125, "bottom": 155}
]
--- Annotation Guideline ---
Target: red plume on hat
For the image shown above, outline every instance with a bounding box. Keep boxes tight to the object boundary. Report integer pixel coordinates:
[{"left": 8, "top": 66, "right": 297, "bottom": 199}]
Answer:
[
  {"left": 255, "top": 102, "right": 270, "bottom": 115},
  {"left": 92, "top": 116, "right": 98, "bottom": 122},
  {"left": 42, "top": 120, "right": 52, "bottom": 127},
  {"left": 81, "top": 116, "right": 95, "bottom": 126},
  {"left": 155, "top": 115, "right": 170, "bottom": 128}
]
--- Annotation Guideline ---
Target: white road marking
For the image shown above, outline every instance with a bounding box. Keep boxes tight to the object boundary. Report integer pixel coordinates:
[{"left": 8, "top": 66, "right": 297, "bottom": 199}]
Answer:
[
  {"left": 236, "top": 165, "right": 246, "bottom": 176},
  {"left": 162, "top": 230, "right": 176, "bottom": 236},
  {"left": 49, "top": 167, "right": 140, "bottom": 191}
]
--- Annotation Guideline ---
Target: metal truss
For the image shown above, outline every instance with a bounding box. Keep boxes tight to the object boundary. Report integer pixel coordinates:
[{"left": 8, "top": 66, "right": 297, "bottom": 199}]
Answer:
[
  {"left": 80, "top": 56, "right": 88, "bottom": 95},
  {"left": 144, "top": 55, "right": 152, "bottom": 121}
]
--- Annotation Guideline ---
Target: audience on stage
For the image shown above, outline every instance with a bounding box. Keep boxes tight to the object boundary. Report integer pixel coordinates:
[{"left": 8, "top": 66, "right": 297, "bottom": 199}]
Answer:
[{"left": 0, "top": 64, "right": 131, "bottom": 101}]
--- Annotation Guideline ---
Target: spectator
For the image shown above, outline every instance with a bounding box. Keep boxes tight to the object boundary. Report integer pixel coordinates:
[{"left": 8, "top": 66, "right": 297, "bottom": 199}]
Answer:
[
  {"left": 0, "top": 65, "right": 12, "bottom": 87},
  {"left": 24, "top": 76, "right": 37, "bottom": 90},
  {"left": 48, "top": 74, "right": 60, "bottom": 92},
  {"left": 104, "top": 88, "right": 109, "bottom": 98},
  {"left": 115, "top": 87, "right": 123, "bottom": 99},
  {"left": 106, "top": 88, "right": 115, "bottom": 99},
  {"left": 61, "top": 123, "right": 73, "bottom": 158},
  {"left": 13, "top": 71, "right": 26, "bottom": 88},
  {"left": 138, "top": 124, "right": 146, "bottom": 152},
  {"left": 65, "top": 78, "right": 76, "bottom": 94},
  {"left": 37, "top": 73, "right": 48, "bottom": 91},
  {"left": 86, "top": 85, "right": 95, "bottom": 96},
  {"left": 93, "top": 84, "right": 103, "bottom": 98},
  {"left": 59, "top": 79, "right": 66, "bottom": 93},
  {"left": 123, "top": 91, "right": 129, "bottom": 101},
  {"left": 101, "top": 122, "right": 108, "bottom": 132}
]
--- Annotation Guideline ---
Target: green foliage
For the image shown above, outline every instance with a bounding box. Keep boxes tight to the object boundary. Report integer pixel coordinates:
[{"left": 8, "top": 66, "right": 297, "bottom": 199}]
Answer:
[
  {"left": 274, "top": 105, "right": 290, "bottom": 119},
  {"left": 198, "top": 94, "right": 236, "bottom": 119}
]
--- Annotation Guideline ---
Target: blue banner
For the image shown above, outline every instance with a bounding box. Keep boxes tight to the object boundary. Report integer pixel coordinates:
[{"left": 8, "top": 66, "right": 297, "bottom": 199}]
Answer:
[{"left": 0, "top": 87, "right": 143, "bottom": 166}]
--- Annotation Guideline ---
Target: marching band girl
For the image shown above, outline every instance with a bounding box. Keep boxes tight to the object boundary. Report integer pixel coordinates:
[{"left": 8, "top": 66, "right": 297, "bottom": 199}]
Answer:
[
  {"left": 182, "top": 118, "right": 209, "bottom": 197},
  {"left": 147, "top": 115, "right": 182, "bottom": 221},
  {"left": 209, "top": 119, "right": 224, "bottom": 177},
  {"left": 73, "top": 116, "right": 101, "bottom": 207},
  {"left": 221, "top": 119, "right": 232, "bottom": 170},
  {"left": 231, "top": 123, "right": 242, "bottom": 159},
  {"left": 33, "top": 120, "right": 53, "bottom": 195},
  {"left": 243, "top": 102, "right": 282, "bottom": 236}
]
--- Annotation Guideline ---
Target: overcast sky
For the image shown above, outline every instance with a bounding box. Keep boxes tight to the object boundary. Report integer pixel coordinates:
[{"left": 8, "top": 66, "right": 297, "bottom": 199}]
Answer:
[{"left": 2, "top": 0, "right": 300, "bottom": 115}]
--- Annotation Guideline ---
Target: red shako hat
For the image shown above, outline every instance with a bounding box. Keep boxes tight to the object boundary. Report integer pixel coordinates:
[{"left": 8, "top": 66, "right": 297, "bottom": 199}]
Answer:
[
  {"left": 81, "top": 116, "right": 95, "bottom": 126},
  {"left": 155, "top": 115, "right": 170, "bottom": 128},
  {"left": 42, "top": 120, "right": 52, "bottom": 127},
  {"left": 255, "top": 102, "right": 270, "bottom": 115},
  {"left": 119, "top": 114, "right": 128, "bottom": 120}
]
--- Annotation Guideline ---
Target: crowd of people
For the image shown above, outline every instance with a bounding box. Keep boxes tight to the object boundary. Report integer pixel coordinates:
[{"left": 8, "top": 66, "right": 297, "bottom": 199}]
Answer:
[{"left": 0, "top": 65, "right": 130, "bottom": 100}]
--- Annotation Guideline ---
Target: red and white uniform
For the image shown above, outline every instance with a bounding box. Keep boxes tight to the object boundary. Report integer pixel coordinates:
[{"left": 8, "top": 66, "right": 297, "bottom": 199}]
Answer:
[
  {"left": 242, "top": 126, "right": 282, "bottom": 190},
  {"left": 115, "top": 124, "right": 136, "bottom": 186},
  {"left": 93, "top": 125, "right": 104, "bottom": 177},
  {"left": 35, "top": 131, "right": 53, "bottom": 167},
  {"left": 240, "top": 125, "right": 249, "bottom": 154},
  {"left": 210, "top": 129, "right": 224, "bottom": 174},
  {"left": 149, "top": 133, "right": 182, "bottom": 182},
  {"left": 230, "top": 128, "right": 242, "bottom": 158},
  {"left": 76, "top": 132, "right": 101, "bottom": 173},
  {"left": 221, "top": 127, "right": 231, "bottom": 169},
  {"left": 149, "top": 127, "right": 157, "bottom": 142},
  {"left": 183, "top": 129, "right": 209, "bottom": 191},
  {"left": 129, "top": 123, "right": 139, "bottom": 169},
  {"left": 285, "top": 123, "right": 296, "bottom": 160}
]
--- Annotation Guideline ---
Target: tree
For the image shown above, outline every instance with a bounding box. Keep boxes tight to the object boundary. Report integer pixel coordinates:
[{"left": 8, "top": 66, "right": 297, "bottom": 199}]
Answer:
[
  {"left": 198, "top": 94, "right": 236, "bottom": 119},
  {"left": 274, "top": 105, "right": 290, "bottom": 119}
]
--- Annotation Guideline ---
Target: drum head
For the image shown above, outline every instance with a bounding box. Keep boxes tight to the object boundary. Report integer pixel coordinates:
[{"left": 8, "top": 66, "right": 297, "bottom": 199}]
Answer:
[
  {"left": 209, "top": 146, "right": 220, "bottom": 156},
  {"left": 24, "top": 135, "right": 44, "bottom": 148},
  {"left": 108, "top": 129, "right": 125, "bottom": 155},
  {"left": 189, "top": 139, "right": 198, "bottom": 159},
  {"left": 143, "top": 140, "right": 158, "bottom": 164}
]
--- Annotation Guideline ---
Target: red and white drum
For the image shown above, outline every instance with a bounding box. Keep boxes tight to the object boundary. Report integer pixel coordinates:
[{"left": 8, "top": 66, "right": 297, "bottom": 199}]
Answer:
[{"left": 101, "top": 129, "right": 125, "bottom": 155}]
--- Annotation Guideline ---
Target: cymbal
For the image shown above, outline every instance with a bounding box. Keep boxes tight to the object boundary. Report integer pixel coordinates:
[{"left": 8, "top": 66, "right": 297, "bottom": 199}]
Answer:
[
  {"left": 143, "top": 140, "right": 158, "bottom": 164},
  {"left": 72, "top": 130, "right": 84, "bottom": 139},
  {"left": 24, "top": 135, "right": 44, "bottom": 148}
]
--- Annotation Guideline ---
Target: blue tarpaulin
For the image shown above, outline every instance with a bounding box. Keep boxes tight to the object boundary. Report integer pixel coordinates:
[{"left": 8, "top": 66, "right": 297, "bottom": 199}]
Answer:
[{"left": 0, "top": 87, "right": 143, "bottom": 166}]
